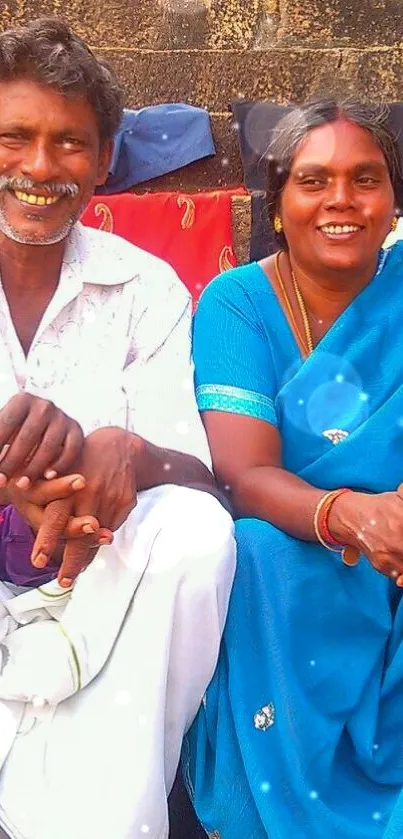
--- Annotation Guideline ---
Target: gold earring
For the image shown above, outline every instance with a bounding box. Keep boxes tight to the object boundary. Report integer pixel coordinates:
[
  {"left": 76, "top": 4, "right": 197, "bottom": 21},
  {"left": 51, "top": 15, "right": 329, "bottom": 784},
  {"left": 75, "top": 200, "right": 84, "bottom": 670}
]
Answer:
[
  {"left": 274, "top": 215, "right": 283, "bottom": 234},
  {"left": 391, "top": 216, "right": 399, "bottom": 232}
]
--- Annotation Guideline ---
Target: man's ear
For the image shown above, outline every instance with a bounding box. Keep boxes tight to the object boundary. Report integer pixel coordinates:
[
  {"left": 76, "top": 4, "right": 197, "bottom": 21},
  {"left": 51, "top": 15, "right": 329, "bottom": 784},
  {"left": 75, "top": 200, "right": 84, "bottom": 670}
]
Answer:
[{"left": 96, "top": 139, "right": 113, "bottom": 186}]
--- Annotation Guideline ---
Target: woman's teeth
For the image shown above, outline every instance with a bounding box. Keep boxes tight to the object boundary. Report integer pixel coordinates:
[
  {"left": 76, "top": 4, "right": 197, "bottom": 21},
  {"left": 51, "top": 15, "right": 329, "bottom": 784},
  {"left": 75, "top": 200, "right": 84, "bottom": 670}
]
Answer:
[
  {"left": 320, "top": 224, "right": 360, "bottom": 235},
  {"left": 13, "top": 190, "right": 60, "bottom": 206}
]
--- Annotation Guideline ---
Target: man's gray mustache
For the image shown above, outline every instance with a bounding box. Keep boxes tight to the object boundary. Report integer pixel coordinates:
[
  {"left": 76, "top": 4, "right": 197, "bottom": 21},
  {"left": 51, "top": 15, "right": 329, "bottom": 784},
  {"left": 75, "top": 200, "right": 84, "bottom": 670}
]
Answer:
[{"left": 0, "top": 176, "right": 79, "bottom": 198}]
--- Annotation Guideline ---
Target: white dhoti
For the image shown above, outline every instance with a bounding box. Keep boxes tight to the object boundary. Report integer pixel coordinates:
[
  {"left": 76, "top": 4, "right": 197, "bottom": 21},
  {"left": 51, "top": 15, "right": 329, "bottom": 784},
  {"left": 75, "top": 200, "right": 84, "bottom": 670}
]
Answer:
[{"left": 0, "top": 485, "right": 236, "bottom": 839}]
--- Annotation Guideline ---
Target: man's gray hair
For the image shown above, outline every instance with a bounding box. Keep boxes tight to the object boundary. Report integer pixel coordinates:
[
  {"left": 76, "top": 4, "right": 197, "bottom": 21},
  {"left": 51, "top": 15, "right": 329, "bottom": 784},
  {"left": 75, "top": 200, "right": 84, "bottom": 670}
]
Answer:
[{"left": 0, "top": 16, "right": 124, "bottom": 145}]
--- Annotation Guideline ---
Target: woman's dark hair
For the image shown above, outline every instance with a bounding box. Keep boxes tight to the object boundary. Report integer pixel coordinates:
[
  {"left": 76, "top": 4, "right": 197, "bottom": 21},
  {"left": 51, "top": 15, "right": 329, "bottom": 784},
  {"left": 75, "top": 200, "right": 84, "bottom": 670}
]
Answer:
[
  {"left": 266, "top": 100, "right": 403, "bottom": 249},
  {"left": 0, "top": 17, "right": 124, "bottom": 145}
]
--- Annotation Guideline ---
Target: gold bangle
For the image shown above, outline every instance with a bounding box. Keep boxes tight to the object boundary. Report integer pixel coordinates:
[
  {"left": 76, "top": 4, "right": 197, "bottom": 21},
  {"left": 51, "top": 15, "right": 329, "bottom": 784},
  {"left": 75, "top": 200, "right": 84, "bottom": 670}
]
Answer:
[
  {"left": 314, "top": 490, "right": 361, "bottom": 566},
  {"left": 313, "top": 491, "right": 343, "bottom": 553}
]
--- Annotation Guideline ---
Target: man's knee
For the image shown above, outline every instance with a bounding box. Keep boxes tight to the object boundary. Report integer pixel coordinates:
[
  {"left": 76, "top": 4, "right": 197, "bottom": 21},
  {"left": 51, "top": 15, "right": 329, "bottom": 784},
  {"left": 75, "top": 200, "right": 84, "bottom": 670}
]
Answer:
[{"left": 147, "top": 487, "right": 236, "bottom": 583}]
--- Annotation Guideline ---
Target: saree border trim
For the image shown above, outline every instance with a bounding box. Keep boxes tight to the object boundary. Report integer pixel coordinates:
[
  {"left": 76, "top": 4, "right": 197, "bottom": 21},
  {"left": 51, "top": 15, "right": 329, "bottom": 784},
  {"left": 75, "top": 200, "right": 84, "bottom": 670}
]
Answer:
[{"left": 196, "top": 384, "right": 277, "bottom": 425}]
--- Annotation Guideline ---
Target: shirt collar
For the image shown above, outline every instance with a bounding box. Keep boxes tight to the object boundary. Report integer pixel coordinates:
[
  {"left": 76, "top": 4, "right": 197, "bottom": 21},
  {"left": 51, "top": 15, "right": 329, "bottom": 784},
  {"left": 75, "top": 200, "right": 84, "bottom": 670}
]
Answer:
[{"left": 63, "top": 222, "right": 140, "bottom": 287}]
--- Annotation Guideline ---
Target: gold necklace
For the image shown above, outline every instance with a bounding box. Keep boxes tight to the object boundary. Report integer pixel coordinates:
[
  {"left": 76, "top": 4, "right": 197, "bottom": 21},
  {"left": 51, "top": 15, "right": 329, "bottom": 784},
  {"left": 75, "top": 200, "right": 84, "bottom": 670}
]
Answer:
[
  {"left": 273, "top": 252, "right": 314, "bottom": 357},
  {"left": 274, "top": 253, "right": 307, "bottom": 354},
  {"left": 290, "top": 268, "right": 314, "bottom": 355}
]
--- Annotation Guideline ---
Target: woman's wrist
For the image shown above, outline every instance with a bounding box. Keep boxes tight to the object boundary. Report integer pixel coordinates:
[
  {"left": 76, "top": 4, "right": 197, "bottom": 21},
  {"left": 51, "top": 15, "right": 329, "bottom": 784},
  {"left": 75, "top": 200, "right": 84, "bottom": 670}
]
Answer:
[{"left": 327, "top": 491, "right": 361, "bottom": 547}]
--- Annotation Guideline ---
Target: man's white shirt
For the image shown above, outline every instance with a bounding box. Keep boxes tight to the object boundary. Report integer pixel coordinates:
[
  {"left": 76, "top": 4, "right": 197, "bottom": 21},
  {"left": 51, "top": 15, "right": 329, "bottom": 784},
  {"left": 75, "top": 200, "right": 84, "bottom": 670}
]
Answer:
[{"left": 0, "top": 222, "right": 211, "bottom": 467}]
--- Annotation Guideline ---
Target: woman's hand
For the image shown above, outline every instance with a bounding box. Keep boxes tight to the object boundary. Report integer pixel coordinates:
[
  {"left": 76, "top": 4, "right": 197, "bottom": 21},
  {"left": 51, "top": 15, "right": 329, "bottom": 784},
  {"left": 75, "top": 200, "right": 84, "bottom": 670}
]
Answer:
[
  {"left": 328, "top": 485, "right": 403, "bottom": 584},
  {"left": 30, "top": 427, "right": 138, "bottom": 585},
  {"left": 0, "top": 393, "right": 83, "bottom": 487}
]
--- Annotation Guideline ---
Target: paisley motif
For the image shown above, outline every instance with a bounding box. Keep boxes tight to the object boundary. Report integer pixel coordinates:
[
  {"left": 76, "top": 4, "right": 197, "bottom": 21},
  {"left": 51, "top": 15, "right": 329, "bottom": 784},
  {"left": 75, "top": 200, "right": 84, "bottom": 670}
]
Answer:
[
  {"left": 177, "top": 195, "right": 196, "bottom": 230},
  {"left": 94, "top": 202, "right": 114, "bottom": 233},
  {"left": 219, "top": 245, "right": 236, "bottom": 273}
]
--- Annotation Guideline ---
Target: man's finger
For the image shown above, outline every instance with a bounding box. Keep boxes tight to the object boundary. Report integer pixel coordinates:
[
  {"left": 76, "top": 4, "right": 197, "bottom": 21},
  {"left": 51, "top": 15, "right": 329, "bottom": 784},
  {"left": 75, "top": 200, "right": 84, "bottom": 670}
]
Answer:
[
  {"left": 31, "top": 498, "right": 73, "bottom": 568},
  {"left": 96, "top": 527, "right": 114, "bottom": 546},
  {"left": 17, "top": 420, "right": 66, "bottom": 484},
  {"left": 25, "top": 474, "right": 86, "bottom": 505},
  {"left": 0, "top": 413, "right": 50, "bottom": 485},
  {"left": 0, "top": 396, "right": 30, "bottom": 447},
  {"left": 44, "top": 425, "right": 84, "bottom": 479},
  {"left": 64, "top": 516, "right": 106, "bottom": 539},
  {"left": 71, "top": 486, "right": 101, "bottom": 530},
  {"left": 57, "top": 540, "right": 98, "bottom": 587}
]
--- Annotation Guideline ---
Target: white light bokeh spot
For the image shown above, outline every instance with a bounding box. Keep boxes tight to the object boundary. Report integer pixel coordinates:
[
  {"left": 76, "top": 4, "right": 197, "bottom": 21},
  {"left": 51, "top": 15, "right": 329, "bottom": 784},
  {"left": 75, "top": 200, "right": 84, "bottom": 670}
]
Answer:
[
  {"left": 281, "top": 352, "right": 368, "bottom": 437},
  {"left": 242, "top": 104, "right": 304, "bottom": 163},
  {"left": 307, "top": 380, "right": 368, "bottom": 438}
]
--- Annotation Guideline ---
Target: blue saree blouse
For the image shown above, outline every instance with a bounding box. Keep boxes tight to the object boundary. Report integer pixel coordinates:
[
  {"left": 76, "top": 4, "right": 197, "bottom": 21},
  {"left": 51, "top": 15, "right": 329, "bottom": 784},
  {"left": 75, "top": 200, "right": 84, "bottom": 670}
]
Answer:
[{"left": 185, "top": 243, "right": 403, "bottom": 839}]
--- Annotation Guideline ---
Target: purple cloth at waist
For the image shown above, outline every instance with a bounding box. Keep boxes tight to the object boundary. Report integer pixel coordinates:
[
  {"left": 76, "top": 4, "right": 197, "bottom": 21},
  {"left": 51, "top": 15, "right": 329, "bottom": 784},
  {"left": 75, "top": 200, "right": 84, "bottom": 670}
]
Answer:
[{"left": 0, "top": 505, "right": 58, "bottom": 586}]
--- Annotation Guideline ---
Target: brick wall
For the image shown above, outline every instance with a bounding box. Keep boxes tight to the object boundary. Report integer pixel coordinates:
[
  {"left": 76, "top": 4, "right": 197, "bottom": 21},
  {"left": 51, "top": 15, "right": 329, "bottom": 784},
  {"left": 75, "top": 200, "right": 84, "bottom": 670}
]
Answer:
[{"left": 1, "top": 0, "right": 403, "bottom": 191}]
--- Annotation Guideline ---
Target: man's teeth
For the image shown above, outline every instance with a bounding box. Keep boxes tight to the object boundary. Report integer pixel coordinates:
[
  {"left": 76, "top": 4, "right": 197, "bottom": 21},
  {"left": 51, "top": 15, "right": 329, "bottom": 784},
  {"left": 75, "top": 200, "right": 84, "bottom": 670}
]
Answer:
[
  {"left": 13, "top": 190, "right": 60, "bottom": 206},
  {"left": 321, "top": 224, "right": 360, "bottom": 235}
]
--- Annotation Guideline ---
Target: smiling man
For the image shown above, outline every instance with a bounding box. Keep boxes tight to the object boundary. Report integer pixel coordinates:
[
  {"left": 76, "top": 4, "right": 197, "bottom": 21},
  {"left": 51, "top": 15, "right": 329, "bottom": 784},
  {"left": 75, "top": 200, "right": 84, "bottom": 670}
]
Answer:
[
  {"left": 0, "top": 80, "right": 100, "bottom": 243},
  {"left": 0, "top": 17, "right": 235, "bottom": 839}
]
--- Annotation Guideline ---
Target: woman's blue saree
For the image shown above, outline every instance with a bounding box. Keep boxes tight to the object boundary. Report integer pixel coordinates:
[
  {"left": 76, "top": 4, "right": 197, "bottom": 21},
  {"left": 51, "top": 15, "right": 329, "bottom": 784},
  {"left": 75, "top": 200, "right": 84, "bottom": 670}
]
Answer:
[{"left": 185, "top": 242, "right": 403, "bottom": 839}]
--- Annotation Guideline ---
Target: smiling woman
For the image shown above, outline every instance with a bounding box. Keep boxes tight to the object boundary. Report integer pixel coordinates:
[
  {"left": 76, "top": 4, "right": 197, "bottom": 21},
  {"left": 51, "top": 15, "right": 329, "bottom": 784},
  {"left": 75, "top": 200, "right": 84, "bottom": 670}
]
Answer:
[
  {"left": 185, "top": 101, "right": 403, "bottom": 839},
  {"left": 266, "top": 101, "right": 401, "bottom": 287}
]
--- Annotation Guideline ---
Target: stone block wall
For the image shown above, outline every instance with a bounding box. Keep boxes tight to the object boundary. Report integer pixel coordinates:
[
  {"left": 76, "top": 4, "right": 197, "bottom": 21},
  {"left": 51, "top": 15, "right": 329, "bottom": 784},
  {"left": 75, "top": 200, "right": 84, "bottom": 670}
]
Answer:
[{"left": 1, "top": 0, "right": 403, "bottom": 191}]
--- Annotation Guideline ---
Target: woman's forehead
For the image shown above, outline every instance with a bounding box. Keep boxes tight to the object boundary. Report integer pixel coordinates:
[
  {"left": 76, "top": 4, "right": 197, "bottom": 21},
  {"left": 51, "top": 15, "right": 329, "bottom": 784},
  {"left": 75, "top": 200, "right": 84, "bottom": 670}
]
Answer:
[{"left": 290, "top": 119, "right": 387, "bottom": 171}]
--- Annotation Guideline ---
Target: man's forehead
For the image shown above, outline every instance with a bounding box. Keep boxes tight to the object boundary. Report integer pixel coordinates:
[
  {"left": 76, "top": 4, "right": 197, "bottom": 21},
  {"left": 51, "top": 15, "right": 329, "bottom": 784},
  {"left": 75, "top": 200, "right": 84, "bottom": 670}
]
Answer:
[{"left": 0, "top": 79, "right": 100, "bottom": 137}]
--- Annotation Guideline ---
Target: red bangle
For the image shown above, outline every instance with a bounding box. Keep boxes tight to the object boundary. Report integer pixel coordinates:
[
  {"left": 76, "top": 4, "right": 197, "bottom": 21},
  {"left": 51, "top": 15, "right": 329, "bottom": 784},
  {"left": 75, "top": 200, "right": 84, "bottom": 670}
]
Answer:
[{"left": 317, "top": 488, "right": 352, "bottom": 548}]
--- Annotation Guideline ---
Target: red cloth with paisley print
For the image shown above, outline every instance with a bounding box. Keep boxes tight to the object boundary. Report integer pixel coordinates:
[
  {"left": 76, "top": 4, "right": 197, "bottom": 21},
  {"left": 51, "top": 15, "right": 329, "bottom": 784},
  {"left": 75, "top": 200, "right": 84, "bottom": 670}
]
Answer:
[{"left": 81, "top": 190, "right": 242, "bottom": 304}]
